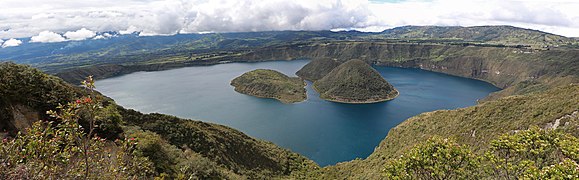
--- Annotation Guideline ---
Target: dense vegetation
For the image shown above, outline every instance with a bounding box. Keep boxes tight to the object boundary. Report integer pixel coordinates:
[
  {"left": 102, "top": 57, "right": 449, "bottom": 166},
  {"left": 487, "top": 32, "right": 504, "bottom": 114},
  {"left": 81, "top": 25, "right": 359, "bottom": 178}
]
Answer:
[
  {"left": 231, "top": 69, "right": 307, "bottom": 103},
  {"left": 118, "top": 107, "right": 318, "bottom": 178},
  {"left": 312, "top": 59, "right": 398, "bottom": 103}
]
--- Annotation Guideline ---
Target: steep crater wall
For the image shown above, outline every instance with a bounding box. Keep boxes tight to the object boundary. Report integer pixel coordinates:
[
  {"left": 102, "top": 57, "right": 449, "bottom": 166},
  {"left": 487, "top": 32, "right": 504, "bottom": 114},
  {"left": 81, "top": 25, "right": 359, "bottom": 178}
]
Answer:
[{"left": 236, "top": 42, "right": 578, "bottom": 89}]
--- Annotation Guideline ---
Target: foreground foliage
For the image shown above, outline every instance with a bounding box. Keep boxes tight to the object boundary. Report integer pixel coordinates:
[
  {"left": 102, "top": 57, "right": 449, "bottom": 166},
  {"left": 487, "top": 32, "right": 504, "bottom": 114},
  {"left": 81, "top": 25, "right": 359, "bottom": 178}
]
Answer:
[
  {"left": 384, "top": 127, "right": 579, "bottom": 179},
  {"left": 0, "top": 77, "right": 154, "bottom": 179},
  {"left": 384, "top": 137, "right": 480, "bottom": 179}
]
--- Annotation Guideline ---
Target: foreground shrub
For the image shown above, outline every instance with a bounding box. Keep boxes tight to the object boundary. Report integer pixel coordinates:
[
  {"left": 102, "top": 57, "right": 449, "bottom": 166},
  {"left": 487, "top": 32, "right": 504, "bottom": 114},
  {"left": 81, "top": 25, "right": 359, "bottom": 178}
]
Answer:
[
  {"left": 384, "top": 137, "right": 480, "bottom": 180},
  {"left": 385, "top": 127, "right": 579, "bottom": 179},
  {"left": 486, "top": 127, "right": 579, "bottom": 179},
  {"left": 0, "top": 76, "right": 154, "bottom": 179}
]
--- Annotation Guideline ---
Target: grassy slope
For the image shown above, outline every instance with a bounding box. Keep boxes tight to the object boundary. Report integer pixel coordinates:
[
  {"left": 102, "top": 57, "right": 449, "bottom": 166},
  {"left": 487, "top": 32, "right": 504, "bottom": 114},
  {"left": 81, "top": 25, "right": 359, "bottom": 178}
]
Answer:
[
  {"left": 231, "top": 69, "right": 306, "bottom": 103},
  {"left": 318, "top": 84, "right": 579, "bottom": 179}
]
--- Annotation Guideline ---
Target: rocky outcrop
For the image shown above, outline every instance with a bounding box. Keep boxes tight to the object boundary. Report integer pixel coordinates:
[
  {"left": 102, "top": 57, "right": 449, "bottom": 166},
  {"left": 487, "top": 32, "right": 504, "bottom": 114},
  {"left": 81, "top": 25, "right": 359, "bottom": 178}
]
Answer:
[
  {"left": 9, "top": 104, "right": 39, "bottom": 131},
  {"left": 231, "top": 69, "right": 307, "bottom": 103},
  {"left": 0, "top": 104, "right": 39, "bottom": 135},
  {"left": 312, "top": 59, "right": 398, "bottom": 103}
]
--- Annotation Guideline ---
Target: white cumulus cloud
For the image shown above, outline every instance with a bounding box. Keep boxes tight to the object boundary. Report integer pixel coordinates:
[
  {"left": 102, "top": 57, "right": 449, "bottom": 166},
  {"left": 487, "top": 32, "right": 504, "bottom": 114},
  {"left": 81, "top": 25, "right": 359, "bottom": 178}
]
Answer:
[
  {"left": 93, "top": 32, "right": 115, "bottom": 40},
  {"left": 93, "top": 35, "right": 105, "bottom": 40},
  {"left": 64, "top": 28, "right": 96, "bottom": 41},
  {"left": 0, "top": 0, "right": 579, "bottom": 39},
  {"left": 1, "top": 38, "right": 22, "bottom": 48},
  {"left": 30, "top": 31, "right": 66, "bottom": 43},
  {"left": 366, "top": 0, "right": 579, "bottom": 36}
]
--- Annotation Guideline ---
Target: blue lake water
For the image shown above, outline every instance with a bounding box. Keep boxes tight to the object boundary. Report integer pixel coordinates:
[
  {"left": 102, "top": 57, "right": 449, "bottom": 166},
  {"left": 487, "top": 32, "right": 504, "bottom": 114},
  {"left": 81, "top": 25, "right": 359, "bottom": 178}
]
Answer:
[{"left": 95, "top": 60, "right": 500, "bottom": 166}]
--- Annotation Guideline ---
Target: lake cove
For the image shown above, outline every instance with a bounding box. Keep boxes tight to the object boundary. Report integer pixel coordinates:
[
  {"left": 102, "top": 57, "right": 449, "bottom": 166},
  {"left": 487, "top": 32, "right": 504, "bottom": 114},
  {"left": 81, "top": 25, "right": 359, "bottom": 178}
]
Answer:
[{"left": 95, "top": 59, "right": 500, "bottom": 166}]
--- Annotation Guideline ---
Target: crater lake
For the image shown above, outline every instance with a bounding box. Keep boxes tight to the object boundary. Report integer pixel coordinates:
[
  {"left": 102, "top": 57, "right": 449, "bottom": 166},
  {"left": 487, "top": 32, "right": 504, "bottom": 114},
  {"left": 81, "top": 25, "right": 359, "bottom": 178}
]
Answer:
[{"left": 95, "top": 60, "right": 500, "bottom": 166}]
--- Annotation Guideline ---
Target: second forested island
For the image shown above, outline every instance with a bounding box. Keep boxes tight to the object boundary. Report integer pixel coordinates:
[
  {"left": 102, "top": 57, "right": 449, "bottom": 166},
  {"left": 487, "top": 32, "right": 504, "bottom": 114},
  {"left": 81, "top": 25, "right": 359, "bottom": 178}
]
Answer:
[
  {"left": 230, "top": 69, "right": 307, "bottom": 103},
  {"left": 297, "top": 58, "right": 399, "bottom": 104}
]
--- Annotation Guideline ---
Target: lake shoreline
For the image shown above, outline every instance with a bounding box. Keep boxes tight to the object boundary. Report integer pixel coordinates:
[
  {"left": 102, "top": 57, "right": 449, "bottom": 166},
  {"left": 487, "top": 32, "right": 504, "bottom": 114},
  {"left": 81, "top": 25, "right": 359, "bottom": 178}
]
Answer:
[{"left": 95, "top": 60, "right": 500, "bottom": 166}]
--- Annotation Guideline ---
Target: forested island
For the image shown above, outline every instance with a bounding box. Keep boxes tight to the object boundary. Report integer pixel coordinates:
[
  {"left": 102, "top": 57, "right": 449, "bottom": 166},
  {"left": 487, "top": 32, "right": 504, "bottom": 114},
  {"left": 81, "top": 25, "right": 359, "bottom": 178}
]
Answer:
[
  {"left": 231, "top": 69, "right": 307, "bottom": 103},
  {"left": 296, "top": 59, "right": 399, "bottom": 103}
]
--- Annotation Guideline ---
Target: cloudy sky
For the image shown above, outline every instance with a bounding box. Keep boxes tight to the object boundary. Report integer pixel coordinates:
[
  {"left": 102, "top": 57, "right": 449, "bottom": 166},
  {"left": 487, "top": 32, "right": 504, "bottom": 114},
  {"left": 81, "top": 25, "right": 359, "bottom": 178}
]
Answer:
[{"left": 1, "top": 0, "right": 578, "bottom": 45}]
